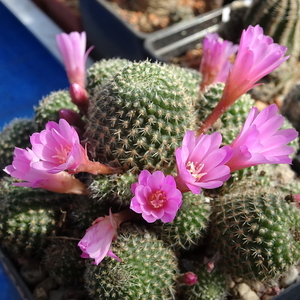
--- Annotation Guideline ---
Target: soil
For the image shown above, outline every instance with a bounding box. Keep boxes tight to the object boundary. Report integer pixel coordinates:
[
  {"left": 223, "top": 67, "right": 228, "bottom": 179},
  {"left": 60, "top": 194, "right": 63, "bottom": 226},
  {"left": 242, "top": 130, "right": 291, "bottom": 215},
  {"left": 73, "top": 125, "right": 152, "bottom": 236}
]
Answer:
[{"left": 106, "top": 0, "right": 224, "bottom": 33}]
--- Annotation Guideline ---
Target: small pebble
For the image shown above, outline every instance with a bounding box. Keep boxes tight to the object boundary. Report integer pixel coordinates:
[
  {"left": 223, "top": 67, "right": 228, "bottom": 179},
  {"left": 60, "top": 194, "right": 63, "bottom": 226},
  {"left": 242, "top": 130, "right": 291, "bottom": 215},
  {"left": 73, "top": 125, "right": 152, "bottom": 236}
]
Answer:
[
  {"left": 33, "top": 287, "right": 48, "bottom": 300},
  {"left": 280, "top": 266, "right": 298, "bottom": 288}
]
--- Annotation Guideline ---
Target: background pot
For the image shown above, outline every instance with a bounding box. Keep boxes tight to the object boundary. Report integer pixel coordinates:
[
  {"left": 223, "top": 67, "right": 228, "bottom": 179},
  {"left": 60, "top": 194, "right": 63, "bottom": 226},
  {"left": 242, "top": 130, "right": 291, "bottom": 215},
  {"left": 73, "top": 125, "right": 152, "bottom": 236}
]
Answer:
[{"left": 78, "top": 0, "right": 234, "bottom": 61}]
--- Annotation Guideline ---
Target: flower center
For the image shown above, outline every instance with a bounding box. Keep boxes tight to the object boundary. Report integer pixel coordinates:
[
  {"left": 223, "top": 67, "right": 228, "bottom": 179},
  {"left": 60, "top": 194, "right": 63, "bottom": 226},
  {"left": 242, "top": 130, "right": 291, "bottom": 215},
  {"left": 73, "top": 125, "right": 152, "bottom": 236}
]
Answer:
[
  {"left": 148, "top": 190, "right": 166, "bottom": 208},
  {"left": 186, "top": 161, "right": 207, "bottom": 182},
  {"left": 52, "top": 145, "right": 71, "bottom": 164}
]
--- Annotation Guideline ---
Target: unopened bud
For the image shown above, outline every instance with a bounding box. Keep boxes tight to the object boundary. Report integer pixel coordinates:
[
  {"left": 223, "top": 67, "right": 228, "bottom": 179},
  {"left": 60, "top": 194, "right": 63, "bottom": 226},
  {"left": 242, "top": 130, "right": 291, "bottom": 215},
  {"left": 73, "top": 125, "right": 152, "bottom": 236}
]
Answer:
[
  {"left": 178, "top": 272, "right": 198, "bottom": 286},
  {"left": 69, "top": 83, "right": 89, "bottom": 115},
  {"left": 59, "top": 109, "right": 86, "bottom": 132}
]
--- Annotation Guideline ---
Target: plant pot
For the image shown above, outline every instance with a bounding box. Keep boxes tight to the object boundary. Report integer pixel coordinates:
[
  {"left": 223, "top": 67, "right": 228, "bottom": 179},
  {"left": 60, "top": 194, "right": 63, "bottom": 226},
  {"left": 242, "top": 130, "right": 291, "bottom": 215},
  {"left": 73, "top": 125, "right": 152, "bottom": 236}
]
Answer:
[
  {"left": 78, "top": 0, "right": 233, "bottom": 61},
  {"left": 144, "top": 5, "right": 229, "bottom": 63},
  {"left": 31, "top": 0, "right": 83, "bottom": 33}
]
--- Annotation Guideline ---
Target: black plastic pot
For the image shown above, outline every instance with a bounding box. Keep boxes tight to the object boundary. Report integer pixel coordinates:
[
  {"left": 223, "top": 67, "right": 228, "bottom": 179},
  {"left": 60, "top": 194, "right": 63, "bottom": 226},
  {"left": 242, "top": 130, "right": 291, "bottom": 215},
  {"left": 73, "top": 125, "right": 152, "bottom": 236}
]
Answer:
[
  {"left": 78, "top": 0, "right": 235, "bottom": 61},
  {"left": 273, "top": 281, "right": 300, "bottom": 300},
  {"left": 78, "top": 0, "right": 150, "bottom": 61},
  {"left": 144, "top": 6, "right": 228, "bottom": 63}
]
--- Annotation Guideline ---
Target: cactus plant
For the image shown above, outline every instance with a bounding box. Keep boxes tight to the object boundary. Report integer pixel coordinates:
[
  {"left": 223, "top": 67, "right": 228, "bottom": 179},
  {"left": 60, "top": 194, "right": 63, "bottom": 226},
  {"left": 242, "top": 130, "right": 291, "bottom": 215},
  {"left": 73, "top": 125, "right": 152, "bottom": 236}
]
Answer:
[
  {"left": 0, "top": 178, "right": 66, "bottom": 257},
  {"left": 209, "top": 188, "right": 300, "bottom": 282},
  {"left": 84, "top": 60, "right": 197, "bottom": 174},
  {"left": 34, "top": 89, "right": 79, "bottom": 131},
  {"left": 84, "top": 225, "right": 178, "bottom": 300},
  {"left": 0, "top": 118, "right": 36, "bottom": 173}
]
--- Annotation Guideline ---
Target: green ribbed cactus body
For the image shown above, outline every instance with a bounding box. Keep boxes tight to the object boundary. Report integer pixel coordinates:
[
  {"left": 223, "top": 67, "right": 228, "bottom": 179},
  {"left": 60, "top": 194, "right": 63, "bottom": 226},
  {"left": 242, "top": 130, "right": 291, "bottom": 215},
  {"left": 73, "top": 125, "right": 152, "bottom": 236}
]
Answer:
[
  {"left": 158, "top": 192, "right": 211, "bottom": 251},
  {"left": 88, "top": 172, "right": 137, "bottom": 211},
  {"left": 183, "top": 264, "right": 227, "bottom": 300},
  {"left": 43, "top": 239, "right": 86, "bottom": 287},
  {"left": 243, "top": 0, "right": 300, "bottom": 58},
  {"left": 0, "top": 179, "right": 64, "bottom": 256},
  {"left": 0, "top": 118, "right": 36, "bottom": 172},
  {"left": 86, "top": 58, "right": 132, "bottom": 94},
  {"left": 84, "top": 225, "right": 178, "bottom": 300},
  {"left": 197, "top": 83, "right": 255, "bottom": 143},
  {"left": 210, "top": 189, "right": 300, "bottom": 282},
  {"left": 85, "top": 61, "right": 196, "bottom": 174},
  {"left": 34, "top": 90, "right": 79, "bottom": 131}
]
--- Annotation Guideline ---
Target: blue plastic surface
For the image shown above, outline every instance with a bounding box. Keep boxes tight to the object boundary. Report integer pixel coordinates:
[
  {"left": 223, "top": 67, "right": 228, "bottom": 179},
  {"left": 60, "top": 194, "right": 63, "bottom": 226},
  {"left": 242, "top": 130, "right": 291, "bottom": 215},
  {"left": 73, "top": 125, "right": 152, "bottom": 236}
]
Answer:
[
  {"left": 0, "top": 261, "right": 24, "bottom": 300},
  {"left": 0, "top": 2, "right": 69, "bottom": 130}
]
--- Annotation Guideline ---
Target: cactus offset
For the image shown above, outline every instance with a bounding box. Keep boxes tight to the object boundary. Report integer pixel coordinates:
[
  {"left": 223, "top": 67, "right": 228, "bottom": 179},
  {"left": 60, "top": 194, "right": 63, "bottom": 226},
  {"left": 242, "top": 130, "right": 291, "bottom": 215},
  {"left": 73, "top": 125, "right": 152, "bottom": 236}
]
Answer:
[
  {"left": 43, "top": 239, "right": 86, "bottom": 287},
  {"left": 85, "top": 60, "right": 197, "bottom": 174},
  {"left": 86, "top": 58, "right": 132, "bottom": 94},
  {"left": 0, "top": 118, "right": 36, "bottom": 173},
  {"left": 157, "top": 192, "right": 211, "bottom": 251},
  {"left": 210, "top": 188, "right": 300, "bottom": 282},
  {"left": 88, "top": 171, "right": 137, "bottom": 211},
  {"left": 34, "top": 90, "right": 79, "bottom": 131},
  {"left": 84, "top": 225, "right": 178, "bottom": 300},
  {"left": 0, "top": 178, "right": 66, "bottom": 257}
]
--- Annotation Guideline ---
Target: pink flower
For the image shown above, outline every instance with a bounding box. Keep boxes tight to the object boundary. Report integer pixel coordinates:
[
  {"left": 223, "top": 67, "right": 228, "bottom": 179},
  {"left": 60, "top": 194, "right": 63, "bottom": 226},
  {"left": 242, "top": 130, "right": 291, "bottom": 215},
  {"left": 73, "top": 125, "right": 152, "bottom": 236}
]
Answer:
[
  {"left": 4, "top": 147, "right": 87, "bottom": 194},
  {"left": 30, "top": 119, "right": 88, "bottom": 174},
  {"left": 30, "top": 119, "right": 118, "bottom": 175},
  {"left": 226, "top": 104, "right": 298, "bottom": 172},
  {"left": 197, "top": 25, "right": 289, "bottom": 135},
  {"left": 200, "top": 33, "right": 238, "bottom": 91},
  {"left": 78, "top": 209, "right": 121, "bottom": 265},
  {"left": 175, "top": 131, "right": 232, "bottom": 194},
  {"left": 56, "top": 31, "right": 93, "bottom": 88},
  {"left": 130, "top": 170, "right": 182, "bottom": 223}
]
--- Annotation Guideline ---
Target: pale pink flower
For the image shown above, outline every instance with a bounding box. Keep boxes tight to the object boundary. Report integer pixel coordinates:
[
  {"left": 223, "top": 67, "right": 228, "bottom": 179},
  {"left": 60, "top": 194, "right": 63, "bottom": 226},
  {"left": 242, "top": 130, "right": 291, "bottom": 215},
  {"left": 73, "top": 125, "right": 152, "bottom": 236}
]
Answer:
[
  {"left": 226, "top": 104, "right": 298, "bottom": 172},
  {"left": 56, "top": 31, "right": 93, "bottom": 88},
  {"left": 30, "top": 119, "right": 88, "bottom": 174},
  {"left": 4, "top": 147, "right": 87, "bottom": 194},
  {"left": 175, "top": 131, "right": 232, "bottom": 194},
  {"left": 78, "top": 209, "right": 121, "bottom": 265},
  {"left": 197, "top": 25, "right": 289, "bottom": 135},
  {"left": 200, "top": 33, "right": 238, "bottom": 91},
  {"left": 130, "top": 170, "right": 182, "bottom": 223}
]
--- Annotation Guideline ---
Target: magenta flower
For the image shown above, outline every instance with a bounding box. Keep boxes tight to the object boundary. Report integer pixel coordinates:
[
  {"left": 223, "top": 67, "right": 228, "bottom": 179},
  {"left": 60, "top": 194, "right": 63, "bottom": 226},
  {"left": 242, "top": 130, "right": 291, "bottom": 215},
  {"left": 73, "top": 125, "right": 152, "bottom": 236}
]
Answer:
[
  {"left": 200, "top": 33, "right": 238, "bottom": 91},
  {"left": 30, "top": 119, "right": 117, "bottom": 175},
  {"left": 226, "top": 104, "right": 298, "bottom": 172},
  {"left": 130, "top": 170, "right": 182, "bottom": 223},
  {"left": 4, "top": 147, "right": 87, "bottom": 194},
  {"left": 56, "top": 31, "right": 93, "bottom": 88},
  {"left": 175, "top": 131, "right": 232, "bottom": 194},
  {"left": 78, "top": 209, "right": 122, "bottom": 265},
  {"left": 30, "top": 119, "right": 88, "bottom": 174},
  {"left": 197, "top": 25, "right": 289, "bottom": 135}
]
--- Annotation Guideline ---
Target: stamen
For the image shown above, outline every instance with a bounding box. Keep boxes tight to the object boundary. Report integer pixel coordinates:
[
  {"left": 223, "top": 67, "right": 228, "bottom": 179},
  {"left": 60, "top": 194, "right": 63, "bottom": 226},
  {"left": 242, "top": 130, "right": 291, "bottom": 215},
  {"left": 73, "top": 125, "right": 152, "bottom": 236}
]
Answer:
[
  {"left": 148, "top": 190, "right": 166, "bottom": 208},
  {"left": 187, "top": 161, "right": 207, "bottom": 181},
  {"left": 52, "top": 144, "right": 71, "bottom": 164}
]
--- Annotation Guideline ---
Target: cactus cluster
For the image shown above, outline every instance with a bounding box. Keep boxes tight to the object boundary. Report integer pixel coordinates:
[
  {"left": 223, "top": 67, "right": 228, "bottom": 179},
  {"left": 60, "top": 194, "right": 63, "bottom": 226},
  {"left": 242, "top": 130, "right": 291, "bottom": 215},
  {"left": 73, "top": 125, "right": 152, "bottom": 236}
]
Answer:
[
  {"left": 1, "top": 55, "right": 300, "bottom": 300},
  {"left": 85, "top": 60, "right": 198, "bottom": 174}
]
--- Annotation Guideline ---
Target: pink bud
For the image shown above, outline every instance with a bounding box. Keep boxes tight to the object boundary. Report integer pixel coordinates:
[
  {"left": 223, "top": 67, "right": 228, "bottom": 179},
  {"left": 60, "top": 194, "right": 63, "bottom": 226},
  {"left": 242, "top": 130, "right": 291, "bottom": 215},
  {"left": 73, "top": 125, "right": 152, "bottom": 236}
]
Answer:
[
  {"left": 59, "top": 108, "right": 86, "bottom": 131},
  {"left": 182, "top": 272, "right": 198, "bottom": 286},
  {"left": 69, "top": 83, "right": 89, "bottom": 115}
]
